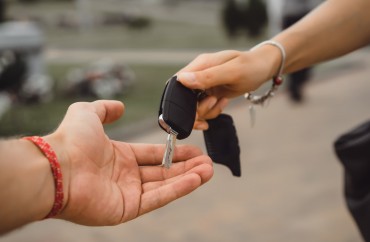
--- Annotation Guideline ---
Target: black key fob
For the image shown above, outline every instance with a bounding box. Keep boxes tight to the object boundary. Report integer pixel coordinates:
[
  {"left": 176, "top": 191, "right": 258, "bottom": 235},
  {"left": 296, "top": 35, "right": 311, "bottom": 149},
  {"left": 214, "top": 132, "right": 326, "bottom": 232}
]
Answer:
[
  {"left": 158, "top": 76, "right": 198, "bottom": 140},
  {"left": 204, "top": 114, "right": 241, "bottom": 177}
]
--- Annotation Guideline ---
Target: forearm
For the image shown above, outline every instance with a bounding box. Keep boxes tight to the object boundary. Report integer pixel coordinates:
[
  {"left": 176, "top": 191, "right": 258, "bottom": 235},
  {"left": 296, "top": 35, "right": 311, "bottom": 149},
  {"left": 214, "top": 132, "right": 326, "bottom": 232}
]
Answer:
[
  {"left": 273, "top": 0, "right": 370, "bottom": 73},
  {"left": 0, "top": 139, "right": 54, "bottom": 234}
]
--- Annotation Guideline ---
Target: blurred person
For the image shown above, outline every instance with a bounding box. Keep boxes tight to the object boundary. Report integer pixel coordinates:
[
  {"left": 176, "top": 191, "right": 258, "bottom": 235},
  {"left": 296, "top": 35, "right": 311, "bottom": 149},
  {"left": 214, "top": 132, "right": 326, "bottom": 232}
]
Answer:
[
  {"left": 176, "top": 0, "right": 370, "bottom": 240},
  {"left": 222, "top": 0, "right": 267, "bottom": 39},
  {"left": 0, "top": 100, "right": 213, "bottom": 235},
  {"left": 0, "top": 0, "right": 5, "bottom": 23}
]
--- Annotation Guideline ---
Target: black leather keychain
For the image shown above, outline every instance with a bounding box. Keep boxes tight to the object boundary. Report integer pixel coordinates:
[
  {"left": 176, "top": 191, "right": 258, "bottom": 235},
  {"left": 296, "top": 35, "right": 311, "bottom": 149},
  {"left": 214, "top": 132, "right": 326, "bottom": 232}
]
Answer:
[{"left": 203, "top": 114, "right": 241, "bottom": 177}]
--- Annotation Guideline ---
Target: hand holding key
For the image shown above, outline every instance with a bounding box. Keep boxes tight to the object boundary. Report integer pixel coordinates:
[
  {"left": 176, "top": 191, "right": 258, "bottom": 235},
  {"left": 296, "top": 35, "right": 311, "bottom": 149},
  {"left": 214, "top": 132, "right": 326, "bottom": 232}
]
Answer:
[
  {"left": 158, "top": 76, "right": 241, "bottom": 177},
  {"left": 176, "top": 49, "right": 279, "bottom": 130}
]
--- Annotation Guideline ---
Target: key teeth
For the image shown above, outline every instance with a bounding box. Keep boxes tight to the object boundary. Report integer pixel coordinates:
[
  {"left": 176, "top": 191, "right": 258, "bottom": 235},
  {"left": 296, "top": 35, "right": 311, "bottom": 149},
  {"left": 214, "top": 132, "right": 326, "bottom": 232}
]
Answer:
[
  {"left": 161, "top": 154, "right": 172, "bottom": 169},
  {"left": 162, "top": 146, "right": 172, "bottom": 168}
]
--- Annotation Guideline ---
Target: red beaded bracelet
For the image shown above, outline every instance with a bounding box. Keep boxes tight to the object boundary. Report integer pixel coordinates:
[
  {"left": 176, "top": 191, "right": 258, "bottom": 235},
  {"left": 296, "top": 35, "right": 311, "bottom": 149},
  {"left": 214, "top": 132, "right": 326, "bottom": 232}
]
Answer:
[{"left": 23, "top": 136, "right": 64, "bottom": 218}]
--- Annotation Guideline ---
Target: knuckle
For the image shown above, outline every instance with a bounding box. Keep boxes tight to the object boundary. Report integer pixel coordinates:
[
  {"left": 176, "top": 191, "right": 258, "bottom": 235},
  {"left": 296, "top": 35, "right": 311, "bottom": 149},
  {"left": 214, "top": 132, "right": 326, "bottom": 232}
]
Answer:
[
  {"left": 194, "top": 53, "right": 211, "bottom": 68},
  {"left": 68, "top": 102, "right": 87, "bottom": 111},
  {"left": 196, "top": 53, "right": 210, "bottom": 60},
  {"left": 201, "top": 71, "right": 214, "bottom": 84}
]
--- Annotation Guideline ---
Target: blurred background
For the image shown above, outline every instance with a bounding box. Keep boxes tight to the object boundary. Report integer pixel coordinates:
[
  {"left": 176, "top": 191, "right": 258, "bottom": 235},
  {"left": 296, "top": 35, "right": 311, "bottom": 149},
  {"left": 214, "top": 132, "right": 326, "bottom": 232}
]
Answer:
[
  {"left": 0, "top": 0, "right": 269, "bottom": 137},
  {"left": 1, "top": 0, "right": 369, "bottom": 241}
]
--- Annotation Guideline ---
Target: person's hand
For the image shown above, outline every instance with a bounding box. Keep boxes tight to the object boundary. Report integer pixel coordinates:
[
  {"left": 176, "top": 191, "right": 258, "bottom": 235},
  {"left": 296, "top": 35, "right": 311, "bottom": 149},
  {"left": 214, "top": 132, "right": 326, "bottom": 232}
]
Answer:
[
  {"left": 44, "top": 100, "right": 213, "bottom": 225},
  {"left": 177, "top": 47, "right": 281, "bottom": 130}
]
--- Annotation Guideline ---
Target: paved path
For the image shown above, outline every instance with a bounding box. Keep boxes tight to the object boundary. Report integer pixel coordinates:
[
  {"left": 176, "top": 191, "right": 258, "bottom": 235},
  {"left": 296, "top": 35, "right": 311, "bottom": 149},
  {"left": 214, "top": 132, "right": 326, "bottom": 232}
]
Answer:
[{"left": 2, "top": 49, "right": 370, "bottom": 242}]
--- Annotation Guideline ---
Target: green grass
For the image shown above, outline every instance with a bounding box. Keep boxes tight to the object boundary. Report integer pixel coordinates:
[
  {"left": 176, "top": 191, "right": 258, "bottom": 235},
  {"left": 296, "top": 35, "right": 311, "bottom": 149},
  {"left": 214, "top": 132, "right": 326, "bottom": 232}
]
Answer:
[
  {"left": 118, "top": 64, "right": 181, "bottom": 124},
  {"left": 0, "top": 63, "right": 181, "bottom": 137}
]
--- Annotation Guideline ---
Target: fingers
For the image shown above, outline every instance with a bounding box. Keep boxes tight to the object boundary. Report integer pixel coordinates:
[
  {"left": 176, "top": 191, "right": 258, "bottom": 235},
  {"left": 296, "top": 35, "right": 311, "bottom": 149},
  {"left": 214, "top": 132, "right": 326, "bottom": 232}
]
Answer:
[
  {"left": 178, "top": 51, "right": 265, "bottom": 98},
  {"left": 197, "top": 96, "right": 217, "bottom": 117},
  {"left": 193, "top": 96, "right": 229, "bottom": 130},
  {"left": 177, "top": 59, "right": 242, "bottom": 93},
  {"left": 197, "top": 96, "right": 229, "bottom": 120},
  {"left": 128, "top": 143, "right": 204, "bottom": 166},
  {"left": 177, "top": 51, "right": 241, "bottom": 91},
  {"left": 138, "top": 163, "right": 213, "bottom": 216},
  {"left": 194, "top": 120, "right": 209, "bottom": 130},
  {"left": 139, "top": 155, "right": 213, "bottom": 183},
  {"left": 67, "top": 100, "right": 125, "bottom": 124},
  {"left": 178, "top": 50, "right": 240, "bottom": 73}
]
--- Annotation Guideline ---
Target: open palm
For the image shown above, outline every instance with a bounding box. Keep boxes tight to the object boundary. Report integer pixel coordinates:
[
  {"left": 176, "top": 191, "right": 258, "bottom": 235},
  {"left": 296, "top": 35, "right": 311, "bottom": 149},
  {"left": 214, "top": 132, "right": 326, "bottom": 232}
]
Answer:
[{"left": 46, "top": 100, "right": 213, "bottom": 225}]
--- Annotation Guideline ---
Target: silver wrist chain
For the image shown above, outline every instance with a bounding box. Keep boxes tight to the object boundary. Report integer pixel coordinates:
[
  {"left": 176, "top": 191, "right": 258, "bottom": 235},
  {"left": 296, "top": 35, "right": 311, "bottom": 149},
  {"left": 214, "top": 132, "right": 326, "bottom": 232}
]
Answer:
[{"left": 244, "top": 40, "right": 286, "bottom": 126}]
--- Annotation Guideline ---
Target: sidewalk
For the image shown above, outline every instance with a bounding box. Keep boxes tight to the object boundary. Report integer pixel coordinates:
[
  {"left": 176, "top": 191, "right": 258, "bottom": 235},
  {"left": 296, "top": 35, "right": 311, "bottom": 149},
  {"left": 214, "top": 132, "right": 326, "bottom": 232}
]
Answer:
[{"left": 2, "top": 49, "right": 370, "bottom": 242}]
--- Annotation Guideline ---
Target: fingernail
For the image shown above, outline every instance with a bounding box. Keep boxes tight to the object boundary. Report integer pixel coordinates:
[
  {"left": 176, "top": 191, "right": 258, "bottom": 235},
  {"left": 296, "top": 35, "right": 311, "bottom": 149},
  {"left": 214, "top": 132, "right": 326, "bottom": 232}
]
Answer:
[{"left": 178, "top": 72, "right": 196, "bottom": 83}]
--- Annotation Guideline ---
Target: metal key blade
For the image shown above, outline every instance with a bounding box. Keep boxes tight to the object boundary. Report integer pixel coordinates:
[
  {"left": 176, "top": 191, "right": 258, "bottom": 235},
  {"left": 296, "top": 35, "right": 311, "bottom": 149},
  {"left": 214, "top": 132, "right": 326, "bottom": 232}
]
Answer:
[{"left": 162, "top": 128, "right": 178, "bottom": 169}]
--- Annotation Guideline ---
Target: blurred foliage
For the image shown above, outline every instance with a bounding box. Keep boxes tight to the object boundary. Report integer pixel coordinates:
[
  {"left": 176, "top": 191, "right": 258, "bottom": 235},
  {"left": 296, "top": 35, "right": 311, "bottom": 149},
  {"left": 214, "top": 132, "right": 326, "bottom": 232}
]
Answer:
[{"left": 0, "top": 63, "right": 181, "bottom": 137}]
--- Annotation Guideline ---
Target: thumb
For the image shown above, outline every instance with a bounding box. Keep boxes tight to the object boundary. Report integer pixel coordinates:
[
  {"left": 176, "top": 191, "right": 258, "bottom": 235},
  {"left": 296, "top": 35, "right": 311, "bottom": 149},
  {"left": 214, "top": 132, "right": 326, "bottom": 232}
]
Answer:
[
  {"left": 177, "top": 67, "right": 228, "bottom": 91},
  {"left": 90, "top": 100, "right": 125, "bottom": 124}
]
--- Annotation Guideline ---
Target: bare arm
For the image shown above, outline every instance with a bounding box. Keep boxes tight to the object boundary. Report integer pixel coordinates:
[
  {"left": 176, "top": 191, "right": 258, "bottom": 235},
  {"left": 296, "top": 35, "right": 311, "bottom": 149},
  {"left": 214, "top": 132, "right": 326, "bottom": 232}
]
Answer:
[
  {"left": 275, "top": 0, "right": 370, "bottom": 73},
  {"left": 0, "top": 139, "right": 55, "bottom": 234}
]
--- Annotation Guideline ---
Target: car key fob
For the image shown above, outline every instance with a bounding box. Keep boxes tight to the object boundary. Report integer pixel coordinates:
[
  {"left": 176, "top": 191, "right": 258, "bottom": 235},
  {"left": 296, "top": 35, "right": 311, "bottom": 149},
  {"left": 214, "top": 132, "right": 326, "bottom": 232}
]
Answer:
[{"left": 158, "top": 75, "right": 198, "bottom": 140}]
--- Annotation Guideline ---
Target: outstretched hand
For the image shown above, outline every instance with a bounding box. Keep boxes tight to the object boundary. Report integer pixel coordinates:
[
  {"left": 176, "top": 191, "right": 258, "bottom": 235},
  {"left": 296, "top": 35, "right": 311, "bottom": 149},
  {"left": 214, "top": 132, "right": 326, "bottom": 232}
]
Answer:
[{"left": 45, "top": 100, "right": 213, "bottom": 225}]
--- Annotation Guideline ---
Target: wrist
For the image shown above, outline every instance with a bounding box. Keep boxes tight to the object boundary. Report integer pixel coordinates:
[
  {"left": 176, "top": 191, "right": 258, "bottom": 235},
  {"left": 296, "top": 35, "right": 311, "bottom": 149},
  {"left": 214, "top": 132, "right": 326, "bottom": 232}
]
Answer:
[
  {"left": 20, "top": 139, "right": 56, "bottom": 219},
  {"left": 252, "top": 43, "right": 285, "bottom": 83},
  {"left": 43, "top": 132, "right": 70, "bottom": 216},
  {"left": 0, "top": 139, "right": 55, "bottom": 233}
]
